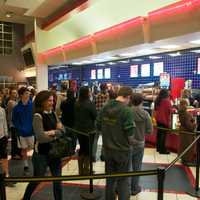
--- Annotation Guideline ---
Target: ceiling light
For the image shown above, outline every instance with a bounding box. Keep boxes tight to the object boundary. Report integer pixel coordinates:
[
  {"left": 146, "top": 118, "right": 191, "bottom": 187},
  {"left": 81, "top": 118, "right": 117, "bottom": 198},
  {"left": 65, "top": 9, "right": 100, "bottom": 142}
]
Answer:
[
  {"left": 131, "top": 58, "right": 143, "bottom": 62},
  {"left": 119, "top": 60, "right": 129, "bottom": 63},
  {"left": 72, "top": 62, "right": 82, "bottom": 65},
  {"left": 149, "top": 56, "right": 162, "bottom": 59},
  {"left": 160, "top": 45, "right": 180, "bottom": 49},
  {"left": 6, "top": 12, "right": 13, "bottom": 18},
  {"left": 190, "top": 49, "right": 200, "bottom": 53},
  {"left": 81, "top": 60, "right": 93, "bottom": 64},
  {"left": 190, "top": 40, "right": 200, "bottom": 45},
  {"left": 168, "top": 52, "right": 181, "bottom": 57},
  {"left": 96, "top": 63, "right": 105, "bottom": 66},
  {"left": 108, "top": 62, "right": 116, "bottom": 65}
]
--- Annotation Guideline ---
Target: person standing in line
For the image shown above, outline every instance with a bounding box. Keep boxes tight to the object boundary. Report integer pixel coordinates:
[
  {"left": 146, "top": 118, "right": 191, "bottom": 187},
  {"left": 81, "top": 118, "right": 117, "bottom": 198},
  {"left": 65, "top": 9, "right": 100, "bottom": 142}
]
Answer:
[
  {"left": 93, "top": 83, "right": 109, "bottom": 161},
  {"left": 22, "top": 90, "right": 63, "bottom": 200},
  {"left": 96, "top": 86, "right": 135, "bottom": 200},
  {"left": 178, "top": 99, "right": 196, "bottom": 166},
  {"left": 60, "top": 88, "right": 77, "bottom": 153},
  {"left": 74, "top": 86, "right": 97, "bottom": 175},
  {"left": 0, "top": 95, "right": 14, "bottom": 187},
  {"left": 12, "top": 87, "right": 34, "bottom": 175},
  {"left": 6, "top": 87, "right": 21, "bottom": 159},
  {"left": 154, "top": 89, "right": 172, "bottom": 154},
  {"left": 130, "top": 93, "right": 153, "bottom": 195}
]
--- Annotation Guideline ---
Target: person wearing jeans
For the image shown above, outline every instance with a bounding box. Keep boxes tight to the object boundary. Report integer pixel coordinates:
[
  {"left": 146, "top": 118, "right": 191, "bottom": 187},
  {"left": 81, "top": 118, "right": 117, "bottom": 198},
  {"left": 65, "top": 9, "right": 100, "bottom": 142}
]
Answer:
[
  {"left": 130, "top": 93, "right": 153, "bottom": 195},
  {"left": 96, "top": 86, "right": 135, "bottom": 200}
]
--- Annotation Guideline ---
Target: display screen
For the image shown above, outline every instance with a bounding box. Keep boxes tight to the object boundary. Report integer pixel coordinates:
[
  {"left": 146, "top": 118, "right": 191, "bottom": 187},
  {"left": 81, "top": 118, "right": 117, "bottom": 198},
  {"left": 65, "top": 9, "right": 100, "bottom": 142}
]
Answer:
[
  {"left": 153, "top": 62, "right": 164, "bottom": 76},
  {"left": 141, "top": 64, "right": 150, "bottom": 77},
  {"left": 104, "top": 68, "right": 111, "bottom": 79},
  {"left": 130, "top": 65, "right": 138, "bottom": 77},
  {"left": 91, "top": 69, "right": 96, "bottom": 79},
  {"left": 160, "top": 72, "right": 170, "bottom": 88},
  {"left": 198, "top": 58, "right": 200, "bottom": 74},
  {"left": 97, "top": 69, "right": 103, "bottom": 79}
]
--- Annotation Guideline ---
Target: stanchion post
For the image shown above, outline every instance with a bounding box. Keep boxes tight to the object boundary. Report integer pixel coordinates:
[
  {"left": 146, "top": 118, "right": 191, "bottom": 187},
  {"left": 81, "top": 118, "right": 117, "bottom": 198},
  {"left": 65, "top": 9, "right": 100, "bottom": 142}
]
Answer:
[
  {"left": 89, "top": 132, "right": 93, "bottom": 193},
  {"left": 157, "top": 167, "right": 165, "bottom": 200},
  {"left": 187, "top": 131, "right": 200, "bottom": 197},
  {"left": 80, "top": 132, "right": 100, "bottom": 200},
  {"left": 0, "top": 172, "right": 6, "bottom": 200}
]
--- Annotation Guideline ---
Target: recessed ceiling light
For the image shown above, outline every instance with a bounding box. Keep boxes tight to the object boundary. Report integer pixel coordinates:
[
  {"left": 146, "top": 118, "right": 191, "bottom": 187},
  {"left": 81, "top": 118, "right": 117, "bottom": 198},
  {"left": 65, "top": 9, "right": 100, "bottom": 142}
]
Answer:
[
  {"left": 72, "top": 62, "right": 82, "bottom": 65},
  {"left": 160, "top": 45, "right": 180, "bottom": 49},
  {"left": 6, "top": 12, "right": 13, "bottom": 18},
  {"left": 168, "top": 52, "right": 181, "bottom": 57},
  {"left": 190, "top": 40, "right": 200, "bottom": 45},
  {"left": 190, "top": 49, "right": 200, "bottom": 53},
  {"left": 149, "top": 56, "right": 162, "bottom": 59},
  {"left": 131, "top": 58, "right": 143, "bottom": 62},
  {"left": 118, "top": 60, "right": 129, "bottom": 63},
  {"left": 108, "top": 62, "right": 116, "bottom": 65},
  {"left": 96, "top": 63, "right": 105, "bottom": 66}
]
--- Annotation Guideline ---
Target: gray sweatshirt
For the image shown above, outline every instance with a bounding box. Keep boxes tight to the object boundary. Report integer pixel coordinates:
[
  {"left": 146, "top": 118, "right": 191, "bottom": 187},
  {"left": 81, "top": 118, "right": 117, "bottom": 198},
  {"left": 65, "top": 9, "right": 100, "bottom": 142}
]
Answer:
[{"left": 131, "top": 106, "right": 153, "bottom": 148}]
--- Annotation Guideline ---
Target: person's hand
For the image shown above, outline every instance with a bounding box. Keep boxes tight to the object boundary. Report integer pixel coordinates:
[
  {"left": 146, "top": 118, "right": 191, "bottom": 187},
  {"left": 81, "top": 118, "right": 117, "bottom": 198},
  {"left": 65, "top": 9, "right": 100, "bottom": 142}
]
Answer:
[
  {"left": 47, "top": 130, "right": 55, "bottom": 137},
  {"left": 56, "top": 122, "right": 63, "bottom": 130}
]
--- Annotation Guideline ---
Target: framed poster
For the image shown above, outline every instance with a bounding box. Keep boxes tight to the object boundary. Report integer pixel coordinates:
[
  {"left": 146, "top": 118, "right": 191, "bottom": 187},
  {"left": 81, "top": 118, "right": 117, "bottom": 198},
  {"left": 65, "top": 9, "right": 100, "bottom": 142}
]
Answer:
[
  {"left": 153, "top": 62, "right": 164, "bottom": 76},
  {"left": 97, "top": 69, "right": 103, "bottom": 79},
  {"left": 104, "top": 68, "right": 111, "bottom": 79},
  {"left": 91, "top": 69, "right": 96, "bottom": 79},
  {"left": 141, "top": 64, "right": 150, "bottom": 77},
  {"left": 130, "top": 65, "right": 138, "bottom": 77},
  {"left": 198, "top": 58, "right": 200, "bottom": 74},
  {"left": 160, "top": 72, "right": 170, "bottom": 88}
]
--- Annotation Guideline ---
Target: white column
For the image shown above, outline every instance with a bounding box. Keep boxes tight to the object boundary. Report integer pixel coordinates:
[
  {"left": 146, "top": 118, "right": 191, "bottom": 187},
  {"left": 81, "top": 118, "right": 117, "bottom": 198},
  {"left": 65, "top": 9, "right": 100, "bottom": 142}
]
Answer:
[
  {"left": 36, "top": 64, "right": 48, "bottom": 91},
  {"left": 34, "top": 18, "right": 48, "bottom": 92}
]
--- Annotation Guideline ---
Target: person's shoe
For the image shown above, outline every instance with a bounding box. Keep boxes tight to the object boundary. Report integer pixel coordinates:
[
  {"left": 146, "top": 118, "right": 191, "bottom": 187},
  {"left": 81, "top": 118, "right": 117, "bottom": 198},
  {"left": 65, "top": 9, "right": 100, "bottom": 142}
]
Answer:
[
  {"left": 131, "top": 186, "right": 142, "bottom": 196},
  {"left": 24, "top": 166, "right": 30, "bottom": 176}
]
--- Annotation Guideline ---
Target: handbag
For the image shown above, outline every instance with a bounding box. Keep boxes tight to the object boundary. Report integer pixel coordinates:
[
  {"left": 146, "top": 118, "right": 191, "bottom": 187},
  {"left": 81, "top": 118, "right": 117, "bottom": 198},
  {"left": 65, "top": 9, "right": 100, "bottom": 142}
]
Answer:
[{"left": 48, "top": 134, "right": 74, "bottom": 159}]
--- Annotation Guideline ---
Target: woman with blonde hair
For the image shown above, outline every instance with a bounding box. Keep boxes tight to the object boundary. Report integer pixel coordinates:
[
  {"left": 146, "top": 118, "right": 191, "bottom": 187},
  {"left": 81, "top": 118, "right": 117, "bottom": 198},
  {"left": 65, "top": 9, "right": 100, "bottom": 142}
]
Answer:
[{"left": 178, "top": 98, "right": 196, "bottom": 166}]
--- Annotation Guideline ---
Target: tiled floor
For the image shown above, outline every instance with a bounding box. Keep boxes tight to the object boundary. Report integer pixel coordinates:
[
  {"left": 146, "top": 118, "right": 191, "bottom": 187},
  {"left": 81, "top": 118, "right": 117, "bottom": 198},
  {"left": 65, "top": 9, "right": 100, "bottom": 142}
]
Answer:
[{"left": 5, "top": 147, "right": 199, "bottom": 200}]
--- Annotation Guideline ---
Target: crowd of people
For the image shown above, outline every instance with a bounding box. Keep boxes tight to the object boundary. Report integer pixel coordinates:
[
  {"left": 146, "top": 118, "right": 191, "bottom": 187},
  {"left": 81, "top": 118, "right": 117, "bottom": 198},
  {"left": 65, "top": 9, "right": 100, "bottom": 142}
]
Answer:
[{"left": 0, "top": 84, "right": 199, "bottom": 200}]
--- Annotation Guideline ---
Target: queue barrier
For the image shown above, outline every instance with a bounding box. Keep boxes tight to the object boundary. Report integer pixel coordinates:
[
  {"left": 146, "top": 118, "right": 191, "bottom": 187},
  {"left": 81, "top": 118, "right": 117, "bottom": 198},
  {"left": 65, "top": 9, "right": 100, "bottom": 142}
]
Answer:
[{"left": 0, "top": 126, "right": 199, "bottom": 200}]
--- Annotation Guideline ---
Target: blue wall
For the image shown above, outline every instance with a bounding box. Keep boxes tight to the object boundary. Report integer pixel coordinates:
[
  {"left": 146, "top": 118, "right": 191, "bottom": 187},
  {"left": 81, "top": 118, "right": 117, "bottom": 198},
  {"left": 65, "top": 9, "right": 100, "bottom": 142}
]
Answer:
[{"left": 48, "top": 48, "right": 200, "bottom": 89}]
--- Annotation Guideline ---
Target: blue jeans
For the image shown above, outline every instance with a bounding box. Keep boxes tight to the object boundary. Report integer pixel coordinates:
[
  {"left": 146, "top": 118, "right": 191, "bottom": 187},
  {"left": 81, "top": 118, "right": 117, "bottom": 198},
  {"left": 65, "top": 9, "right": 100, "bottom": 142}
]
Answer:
[
  {"left": 22, "top": 151, "right": 62, "bottom": 200},
  {"left": 104, "top": 149, "right": 131, "bottom": 200},
  {"left": 130, "top": 147, "right": 144, "bottom": 192}
]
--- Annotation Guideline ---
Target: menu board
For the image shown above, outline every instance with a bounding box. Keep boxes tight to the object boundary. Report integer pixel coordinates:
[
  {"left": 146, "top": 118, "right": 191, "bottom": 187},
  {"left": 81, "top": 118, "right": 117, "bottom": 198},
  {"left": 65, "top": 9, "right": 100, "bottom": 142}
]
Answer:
[
  {"left": 104, "top": 68, "right": 111, "bottom": 79},
  {"left": 160, "top": 72, "right": 170, "bottom": 88},
  {"left": 153, "top": 62, "right": 164, "bottom": 76},
  {"left": 97, "top": 69, "right": 103, "bottom": 79},
  {"left": 198, "top": 58, "right": 200, "bottom": 74},
  {"left": 130, "top": 65, "right": 138, "bottom": 77},
  {"left": 141, "top": 64, "right": 150, "bottom": 77},
  {"left": 91, "top": 69, "right": 96, "bottom": 80}
]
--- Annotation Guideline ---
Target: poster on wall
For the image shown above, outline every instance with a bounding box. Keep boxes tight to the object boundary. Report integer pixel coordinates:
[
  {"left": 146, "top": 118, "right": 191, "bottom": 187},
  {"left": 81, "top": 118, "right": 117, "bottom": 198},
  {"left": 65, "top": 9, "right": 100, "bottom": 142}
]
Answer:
[
  {"left": 104, "top": 68, "right": 111, "bottom": 79},
  {"left": 141, "top": 64, "right": 150, "bottom": 77},
  {"left": 130, "top": 65, "right": 138, "bottom": 77},
  {"left": 160, "top": 72, "right": 170, "bottom": 88},
  {"left": 91, "top": 69, "right": 96, "bottom": 79},
  {"left": 97, "top": 69, "right": 103, "bottom": 79},
  {"left": 198, "top": 58, "right": 200, "bottom": 74},
  {"left": 153, "top": 62, "right": 164, "bottom": 76}
]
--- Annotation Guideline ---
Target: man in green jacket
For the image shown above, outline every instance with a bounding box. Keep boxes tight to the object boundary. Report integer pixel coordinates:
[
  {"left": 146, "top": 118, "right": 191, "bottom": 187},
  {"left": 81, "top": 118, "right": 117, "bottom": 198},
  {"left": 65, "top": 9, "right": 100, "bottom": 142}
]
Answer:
[{"left": 96, "top": 86, "right": 135, "bottom": 200}]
